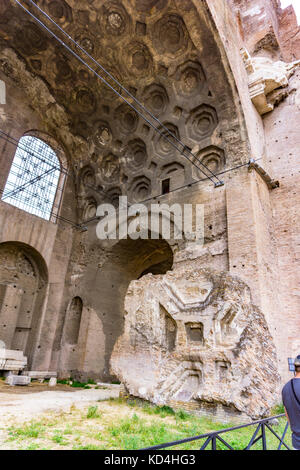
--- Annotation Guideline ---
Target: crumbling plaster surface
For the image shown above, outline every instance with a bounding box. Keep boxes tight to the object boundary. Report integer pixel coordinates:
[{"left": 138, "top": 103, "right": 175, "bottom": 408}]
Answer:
[
  {"left": 111, "top": 264, "right": 280, "bottom": 420},
  {"left": 263, "top": 69, "right": 300, "bottom": 383},
  {"left": 241, "top": 47, "right": 300, "bottom": 115}
]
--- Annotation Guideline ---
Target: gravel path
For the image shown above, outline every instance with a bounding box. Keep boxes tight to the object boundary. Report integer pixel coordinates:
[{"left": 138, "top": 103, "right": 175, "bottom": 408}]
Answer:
[{"left": 0, "top": 385, "right": 120, "bottom": 426}]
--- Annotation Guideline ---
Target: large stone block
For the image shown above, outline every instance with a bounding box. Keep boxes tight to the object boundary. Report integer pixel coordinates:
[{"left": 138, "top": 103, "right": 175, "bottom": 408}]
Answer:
[
  {"left": 0, "top": 349, "right": 27, "bottom": 371},
  {"left": 5, "top": 374, "right": 31, "bottom": 386},
  {"left": 48, "top": 377, "right": 57, "bottom": 387},
  {"left": 24, "top": 371, "right": 57, "bottom": 379},
  {"left": 111, "top": 264, "right": 280, "bottom": 420}
]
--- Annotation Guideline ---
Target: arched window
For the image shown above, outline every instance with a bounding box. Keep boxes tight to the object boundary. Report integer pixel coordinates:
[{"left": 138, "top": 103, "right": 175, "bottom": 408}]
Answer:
[{"left": 1, "top": 135, "right": 62, "bottom": 221}]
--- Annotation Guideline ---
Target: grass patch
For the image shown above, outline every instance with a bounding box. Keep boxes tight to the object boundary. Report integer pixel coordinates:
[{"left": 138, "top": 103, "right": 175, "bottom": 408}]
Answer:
[
  {"left": 56, "top": 378, "right": 94, "bottom": 389},
  {"left": 175, "top": 409, "right": 190, "bottom": 421},
  {"left": 86, "top": 406, "right": 102, "bottom": 419},
  {"left": 8, "top": 422, "right": 44, "bottom": 440},
  {"left": 107, "top": 413, "right": 178, "bottom": 449},
  {"left": 24, "top": 443, "right": 40, "bottom": 450},
  {"left": 2, "top": 399, "right": 292, "bottom": 451},
  {"left": 52, "top": 431, "right": 69, "bottom": 446},
  {"left": 73, "top": 444, "right": 104, "bottom": 450},
  {"left": 70, "top": 381, "right": 91, "bottom": 389},
  {"left": 57, "top": 379, "right": 70, "bottom": 385},
  {"left": 141, "top": 403, "right": 175, "bottom": 418},
  {"left": 271, "top": 403, "right": 285, "bottom": 415}
]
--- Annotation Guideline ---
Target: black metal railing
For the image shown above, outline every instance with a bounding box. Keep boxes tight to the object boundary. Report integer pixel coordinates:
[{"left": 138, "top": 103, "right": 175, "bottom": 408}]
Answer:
[{"left": 141, "top": 414, "right": 291, "bottom": 450}]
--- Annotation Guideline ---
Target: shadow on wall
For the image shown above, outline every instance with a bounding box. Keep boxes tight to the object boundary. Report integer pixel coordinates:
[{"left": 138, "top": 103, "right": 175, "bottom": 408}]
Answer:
[
  {"left": 59, "top": 237, "right": 174, "bottom": 382},
  {"left": 0, "top": 241, "right": 48, "bottom": 368},
  {"left": 90, "top": 237, "right": 174, "bottom": 382}
]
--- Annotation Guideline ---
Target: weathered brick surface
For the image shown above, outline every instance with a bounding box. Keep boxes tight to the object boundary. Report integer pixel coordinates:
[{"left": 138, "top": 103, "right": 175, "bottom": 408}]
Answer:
[{"left": 0, "top": 0, "right": 299, "bottom": 415}]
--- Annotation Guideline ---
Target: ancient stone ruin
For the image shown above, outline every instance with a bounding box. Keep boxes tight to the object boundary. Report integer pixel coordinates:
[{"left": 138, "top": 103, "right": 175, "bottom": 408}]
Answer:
[
  {"left": 112, "top": 264, "right": 280, "bottom": 420},
  {"left": 0, "top": 0, "right": 299, "bottom": 419}
]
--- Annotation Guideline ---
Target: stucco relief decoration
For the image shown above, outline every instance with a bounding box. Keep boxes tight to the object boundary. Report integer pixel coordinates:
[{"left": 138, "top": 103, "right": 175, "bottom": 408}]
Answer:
[
  {"left": 241, "top": 47, "right": 300, "bottom": 115},
  {"left": 111, "top": 265, "right": 280, "bottom": 419}
]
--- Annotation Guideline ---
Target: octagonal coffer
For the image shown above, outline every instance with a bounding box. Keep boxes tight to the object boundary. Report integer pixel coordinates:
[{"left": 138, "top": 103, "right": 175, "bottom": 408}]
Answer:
[
  {"left": 174, "top": 61, "right": 206, "bottom": 97},
  {"left": 152, "top": 14, "right": 190, "bottom": 57},
  {"left": 187, "top": 104, "right": 218, "bottom": 141},
  {"left": 123, "top": 139, "right": 148, "bottom": 172},
  {"left": 129, "top": 175, "right": 152, "bottom": 202},
  {"left": 143, "top": 83, "right": 169, "bottom": 116},
  {"left": 154, "top": 123, "right": 180, "bottom": 156}
]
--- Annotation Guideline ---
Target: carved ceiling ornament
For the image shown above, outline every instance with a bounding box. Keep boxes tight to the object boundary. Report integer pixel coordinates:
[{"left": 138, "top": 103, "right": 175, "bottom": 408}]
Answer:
[
  {"left": 80, "top": 165, "right": 96, "bottom": 188},
  {"left": 100, "top": 1, "right": 131, "bottom": 37},
  {"left": 46, "top": 52, "right": 73, "bottom": 85},
  {"left": 124, "top": 138, "right": 147, "bottom": 171},
  {"left": 135, "top": 0, "right": 168, "bottom": 13},
  {"left": 153, "top": 14, "right": 189, "bottom": 57},
  {"left": 14, "top": 22, "right": 48, "bottom": 56},
  {"left": 99, "top": 153, "right": 120, "bottom": 184},
  {"left": 197, "top": 145, "right": 225, "bottom": 173},
  {"left": 0, "top": 1, "right": 242, "bottom": 219},
  {"left": 97, "top": 65, "right": 123, "bottom": 100},
  {"left": 159, "top": 161, "right": 185, "bottom": 179},
  {"left": 175, "top": 60, "right": 206, "bottom": 97},
  {"left": 143, "top": 83, "right": 169, "bottom": 116},
  {"left": 73, "top": 28, "right": 100, "bottom": 57},
  {"left": 125, "top": 41, "right": 154, "bottom": 78},
  {"left": 130, "top": 175, "right": 151, "bottom": 202},
  {"left": 71, "top": 86, "right": 97, "bottom": 114},
  {"left": 154, "top": 123, "right": 180, "bottom": 156},
  {"left": 76, "top": 64, "right": 94, "bottom": 86},
  {"left": 114, "top": 104, "right": 139, "bottom": 135},
  {"left": 93, "top": 121, "right": 112, "bottom": 149},
  {"left": 84, "top": 196, "right": 97, "bottom": 220},
  {"left": 187, "top": 104, "right": 218, "bottom": 141},
  {"left": 106, "top": 187, "right": 122, "bottom": 208},
  {"left": 40, "top": 0, "right": 73, "bottom": 27}
]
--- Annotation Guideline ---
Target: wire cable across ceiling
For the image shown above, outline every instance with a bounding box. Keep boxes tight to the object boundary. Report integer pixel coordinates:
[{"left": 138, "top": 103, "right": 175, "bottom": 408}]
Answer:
[
  {"left": 13, "top": 0, "right": 224, "bottom": 187},
  {"left": 0, "top": 129, "right": 260, "bottom": 228}
]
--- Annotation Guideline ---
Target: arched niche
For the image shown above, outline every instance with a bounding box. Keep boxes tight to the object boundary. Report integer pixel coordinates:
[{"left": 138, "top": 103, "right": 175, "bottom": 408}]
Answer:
[
  {"left": 64, "top": 296, "right": 83, "bottom": 346},
  {"left": 81, "top": 236, "right": 174, "bottom": 382},
  {"left": 0, "top": 241, "right": 48, "bottom": 367},
  {"left": 58, "top": 296, "right": 84, "bottom": 375}
]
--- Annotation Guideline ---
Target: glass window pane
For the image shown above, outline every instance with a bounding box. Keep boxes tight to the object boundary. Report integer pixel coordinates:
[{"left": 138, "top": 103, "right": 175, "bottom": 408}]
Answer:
[{"left": 1, "top": 136, "right": 61, "bottom": 221}]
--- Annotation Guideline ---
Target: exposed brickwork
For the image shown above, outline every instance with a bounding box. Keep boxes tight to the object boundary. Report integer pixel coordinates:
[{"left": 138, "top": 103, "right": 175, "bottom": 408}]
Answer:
[{"left": 0, "top": 0, "right": 299, "bottom": 419}]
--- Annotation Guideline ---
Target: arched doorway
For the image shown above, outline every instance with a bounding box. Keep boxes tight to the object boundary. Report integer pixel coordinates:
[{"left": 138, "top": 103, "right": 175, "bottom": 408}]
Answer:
[
  {"left": 77, "top": 236, "right": 174, "bottom": 382},
  {"left": 0, "top": 241, "right": 48, "bottom": 368}
]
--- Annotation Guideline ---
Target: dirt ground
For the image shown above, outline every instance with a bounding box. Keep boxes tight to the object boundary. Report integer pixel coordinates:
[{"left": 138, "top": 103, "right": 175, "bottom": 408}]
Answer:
[
  {"left": 0, "top": 381, "right": 292, "bottom": 450},
  {"left": 0, "top": 380, "right": 120, "bottom": 427}
]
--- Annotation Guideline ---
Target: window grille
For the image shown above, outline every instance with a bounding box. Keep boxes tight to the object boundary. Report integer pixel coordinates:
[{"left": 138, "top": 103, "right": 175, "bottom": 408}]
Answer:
[{"left": 2, "top": 135, "right": 62, "bottom": 221}]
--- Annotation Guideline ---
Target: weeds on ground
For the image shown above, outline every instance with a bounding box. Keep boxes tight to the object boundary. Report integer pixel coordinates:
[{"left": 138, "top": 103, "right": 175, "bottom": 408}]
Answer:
[
  {"left": 52, "top": 431, "right": 69, "bottom": 446},
  {"left": 73, "top": 444, "right": 104, "bottom": 450},
  {"left": 86, "top": 406, "right": 102, "bottom": 419},
  {"left": 3, "top": 399, "right": 292, "bottom": 451},
  {"left": 271, "top": 403, "right": 285, "bottom": 415},
  {"left": 8, "top": 422, "right": 45, "bottom": 440},
  {"left": 56, "top": 378, "right": 93, "bottom": 388}
]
